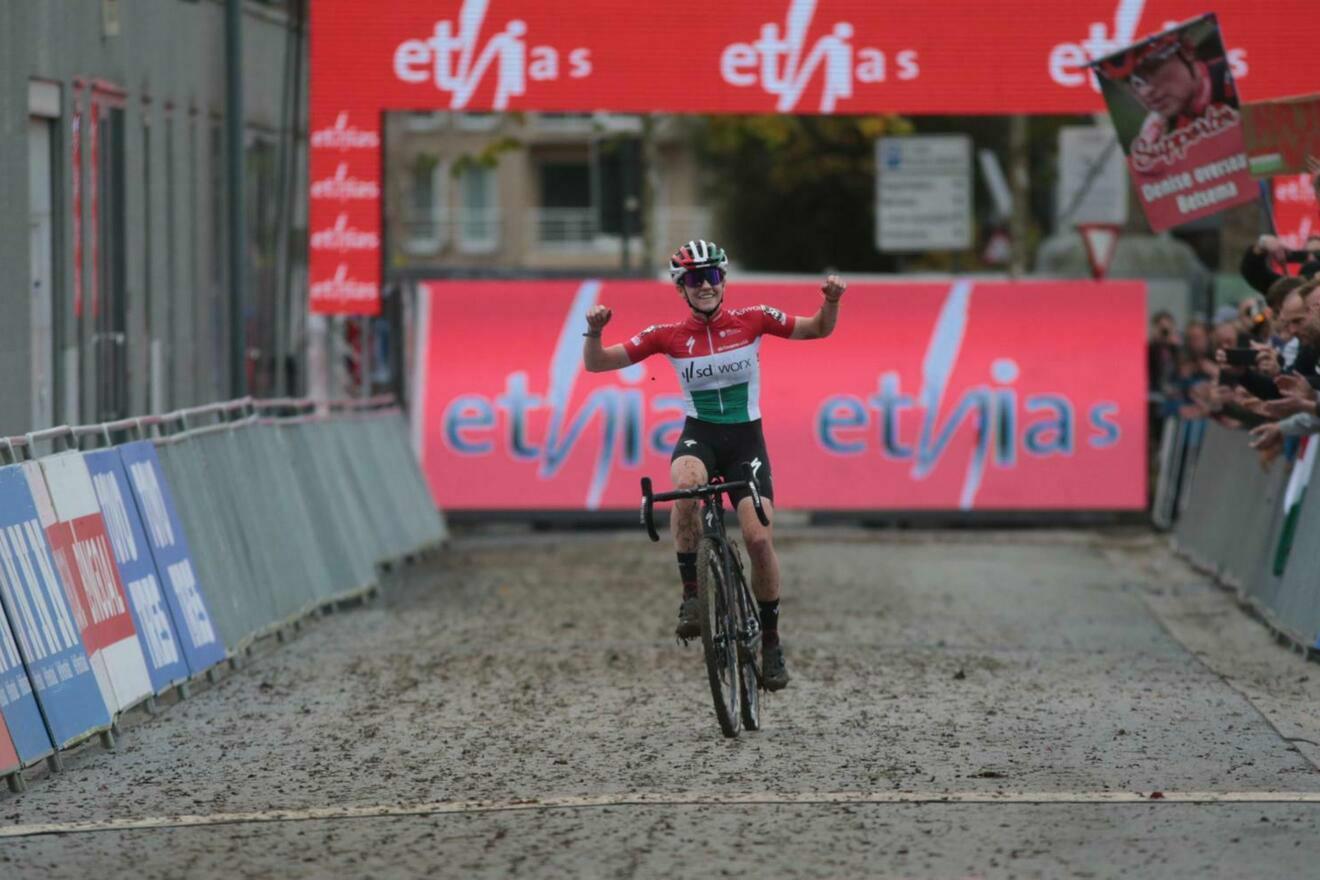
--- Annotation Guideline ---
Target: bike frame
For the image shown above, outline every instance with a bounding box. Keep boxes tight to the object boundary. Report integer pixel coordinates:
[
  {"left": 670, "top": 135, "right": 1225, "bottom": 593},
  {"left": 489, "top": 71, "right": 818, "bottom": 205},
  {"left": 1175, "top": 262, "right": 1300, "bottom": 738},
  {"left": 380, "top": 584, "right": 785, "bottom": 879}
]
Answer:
[{"left": 640, "top": 467, "right": 767, "bottom": 681}]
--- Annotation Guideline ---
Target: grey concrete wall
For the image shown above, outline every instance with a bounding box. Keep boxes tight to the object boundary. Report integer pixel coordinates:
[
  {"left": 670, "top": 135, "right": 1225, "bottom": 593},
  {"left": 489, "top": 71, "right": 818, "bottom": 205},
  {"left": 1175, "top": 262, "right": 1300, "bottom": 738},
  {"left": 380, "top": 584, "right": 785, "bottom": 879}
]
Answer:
[{"left": 0, "top": 0, "right": 303, "bottom": 435}]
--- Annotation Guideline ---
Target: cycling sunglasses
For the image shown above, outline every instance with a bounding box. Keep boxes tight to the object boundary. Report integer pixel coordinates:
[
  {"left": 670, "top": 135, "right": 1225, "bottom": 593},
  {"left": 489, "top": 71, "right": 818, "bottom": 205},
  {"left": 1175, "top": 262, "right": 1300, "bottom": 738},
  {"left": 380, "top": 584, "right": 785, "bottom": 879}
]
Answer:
[{"left": 682, "top": 267, "right": 725, "bottom": 288}]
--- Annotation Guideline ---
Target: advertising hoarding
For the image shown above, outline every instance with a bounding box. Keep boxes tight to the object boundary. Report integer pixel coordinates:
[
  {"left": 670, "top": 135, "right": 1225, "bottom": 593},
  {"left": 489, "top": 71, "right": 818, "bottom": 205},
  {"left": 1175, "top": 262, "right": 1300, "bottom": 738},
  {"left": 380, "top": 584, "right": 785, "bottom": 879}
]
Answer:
[{"left": 416, "top": 278, "right": 1146, "bottom": 512}]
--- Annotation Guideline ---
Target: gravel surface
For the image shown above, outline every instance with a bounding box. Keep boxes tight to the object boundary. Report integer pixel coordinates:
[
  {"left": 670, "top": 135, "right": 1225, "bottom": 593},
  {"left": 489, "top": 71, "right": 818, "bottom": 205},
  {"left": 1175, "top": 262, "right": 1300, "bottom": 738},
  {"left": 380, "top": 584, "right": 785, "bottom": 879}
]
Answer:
[{"left": 1, "top": 527, "right": 1317, "bottom": 878}]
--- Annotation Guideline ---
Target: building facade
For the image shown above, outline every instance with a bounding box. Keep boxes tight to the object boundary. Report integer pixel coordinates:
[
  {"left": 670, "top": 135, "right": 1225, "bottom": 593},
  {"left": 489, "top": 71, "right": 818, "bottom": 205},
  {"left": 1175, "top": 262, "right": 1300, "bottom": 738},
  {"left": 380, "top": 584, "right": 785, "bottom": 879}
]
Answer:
[
  {"left": 382, "top": 112, "right": 717, "bottom": 278},
  {"left": 1, "top": 0, "right": 308, "bottom": 436}
]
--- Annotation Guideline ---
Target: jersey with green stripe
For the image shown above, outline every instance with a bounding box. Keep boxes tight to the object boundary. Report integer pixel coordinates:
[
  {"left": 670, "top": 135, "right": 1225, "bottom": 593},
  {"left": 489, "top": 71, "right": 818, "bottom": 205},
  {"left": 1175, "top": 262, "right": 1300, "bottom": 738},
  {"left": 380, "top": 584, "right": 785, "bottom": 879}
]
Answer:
[{"left": 622, "top": 305, "right": 796, "bottom": 424}]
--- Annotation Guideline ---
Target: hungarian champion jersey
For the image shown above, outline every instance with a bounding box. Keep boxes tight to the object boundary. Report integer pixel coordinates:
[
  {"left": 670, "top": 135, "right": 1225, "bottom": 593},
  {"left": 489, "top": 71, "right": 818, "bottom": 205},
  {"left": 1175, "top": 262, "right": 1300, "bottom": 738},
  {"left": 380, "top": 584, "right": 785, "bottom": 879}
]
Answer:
[{"left": 622, "top": 305, "right": 796, "bottom": 424}]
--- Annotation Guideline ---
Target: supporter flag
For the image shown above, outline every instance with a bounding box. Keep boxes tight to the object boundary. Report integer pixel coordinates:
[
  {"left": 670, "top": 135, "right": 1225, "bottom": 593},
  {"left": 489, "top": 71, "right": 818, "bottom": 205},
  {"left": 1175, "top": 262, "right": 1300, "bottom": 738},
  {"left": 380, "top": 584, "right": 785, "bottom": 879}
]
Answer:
[
  {"left": 1273, "top": 436, "right": 1315, "bottom": 576},
  {"left": 1090, "top": 14, "right": 1256, "bottom": 232},
  {"left": 1242, "top": 93, "right": 1320, "bottom": 178}
]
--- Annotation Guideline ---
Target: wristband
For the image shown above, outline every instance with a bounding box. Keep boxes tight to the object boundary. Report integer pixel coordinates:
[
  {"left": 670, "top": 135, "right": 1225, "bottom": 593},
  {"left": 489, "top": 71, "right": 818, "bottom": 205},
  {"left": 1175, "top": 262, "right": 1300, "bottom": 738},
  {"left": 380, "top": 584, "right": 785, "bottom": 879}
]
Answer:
[{"left": 583, "top": 331, "right": 601, "bottom": 338}]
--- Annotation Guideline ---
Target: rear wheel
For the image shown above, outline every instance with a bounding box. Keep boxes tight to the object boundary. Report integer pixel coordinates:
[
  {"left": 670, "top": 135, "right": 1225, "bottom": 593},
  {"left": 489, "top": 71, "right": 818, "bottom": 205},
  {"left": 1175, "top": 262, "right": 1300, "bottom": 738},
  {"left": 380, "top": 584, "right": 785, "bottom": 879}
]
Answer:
[{"left": 697, "top": 537, "right": 740, "bottom": 738}]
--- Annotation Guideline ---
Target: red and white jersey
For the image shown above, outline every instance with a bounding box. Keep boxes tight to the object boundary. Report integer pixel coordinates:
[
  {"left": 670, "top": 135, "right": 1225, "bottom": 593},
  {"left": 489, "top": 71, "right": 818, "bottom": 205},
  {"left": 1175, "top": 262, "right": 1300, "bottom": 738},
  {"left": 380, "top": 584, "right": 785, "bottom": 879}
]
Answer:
[{"left": 623, "top": 305, "right": 795, "bottom": 424}]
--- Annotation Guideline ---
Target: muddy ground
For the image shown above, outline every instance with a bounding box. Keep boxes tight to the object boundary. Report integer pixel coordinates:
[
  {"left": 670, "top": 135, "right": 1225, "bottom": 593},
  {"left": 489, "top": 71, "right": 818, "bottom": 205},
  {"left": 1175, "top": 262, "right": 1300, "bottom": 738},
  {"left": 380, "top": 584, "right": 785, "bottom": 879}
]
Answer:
[{"left": 1, "top": 527, "right": 1319, "bottom": 878}]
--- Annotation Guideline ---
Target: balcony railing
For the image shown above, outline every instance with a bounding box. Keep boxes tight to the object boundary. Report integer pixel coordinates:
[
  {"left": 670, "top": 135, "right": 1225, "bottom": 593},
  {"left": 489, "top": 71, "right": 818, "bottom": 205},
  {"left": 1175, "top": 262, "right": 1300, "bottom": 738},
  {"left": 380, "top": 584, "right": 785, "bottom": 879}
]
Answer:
[{"left": 529, "top": 208, "right": 600, "bottom": 248}]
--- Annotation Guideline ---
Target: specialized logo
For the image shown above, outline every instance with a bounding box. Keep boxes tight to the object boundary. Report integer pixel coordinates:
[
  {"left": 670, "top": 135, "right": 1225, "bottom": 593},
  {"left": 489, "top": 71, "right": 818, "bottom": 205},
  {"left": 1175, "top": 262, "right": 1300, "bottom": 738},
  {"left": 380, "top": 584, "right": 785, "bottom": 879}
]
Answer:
[
  {"left": 393, "top": 0, "right": 592, "bottom": 109},
  {"left": 685, "top": 336, "right": 696, "bottom": 355},
  {"left": 311, "top": 112, "right": 380, "bottom": 151},
  {"left": 720, "top": 0, "right": 919, "bottom": 113},
  {"left": 1048, "top": 0, "right": 1248, "bottom": 91},
  {"left": 750, "top": 457, "right": 763, "bottom": 482},
  {"left": 685, "top": 440, "right": 698, "bottom": 448}
]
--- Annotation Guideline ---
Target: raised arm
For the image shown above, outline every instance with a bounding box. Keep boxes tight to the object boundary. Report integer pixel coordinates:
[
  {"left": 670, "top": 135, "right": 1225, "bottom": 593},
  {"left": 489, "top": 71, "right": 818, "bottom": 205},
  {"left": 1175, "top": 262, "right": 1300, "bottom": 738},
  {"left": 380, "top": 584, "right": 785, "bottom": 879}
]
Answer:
[
  {"left": 582, "top": 304, "right": 633, "bottom": 372},
  {"left": 791, "top": 274, "right": 846, "bottom": 340}
]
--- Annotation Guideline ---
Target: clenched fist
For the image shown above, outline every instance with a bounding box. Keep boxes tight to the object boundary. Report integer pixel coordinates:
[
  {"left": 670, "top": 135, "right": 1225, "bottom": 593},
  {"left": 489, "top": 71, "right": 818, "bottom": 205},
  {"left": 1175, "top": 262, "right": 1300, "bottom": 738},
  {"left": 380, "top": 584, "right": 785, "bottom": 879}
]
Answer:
[
  {"left": 821, "top": 274, "right": 846, "bottom": 303},
  {"left": 585, "top": 304, "right": 613, "bottom": 332}
]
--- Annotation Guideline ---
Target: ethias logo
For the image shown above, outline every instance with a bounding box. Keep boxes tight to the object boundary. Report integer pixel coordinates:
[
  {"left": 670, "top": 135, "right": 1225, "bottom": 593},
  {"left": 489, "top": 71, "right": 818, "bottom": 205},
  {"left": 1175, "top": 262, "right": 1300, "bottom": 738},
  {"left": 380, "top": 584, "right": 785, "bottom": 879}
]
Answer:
[
  {"left": 393, "top": 0, "right": 592, "bottom": 109},
  {"left": 720, "top": 0, "right": 918, "bottom": 113}
]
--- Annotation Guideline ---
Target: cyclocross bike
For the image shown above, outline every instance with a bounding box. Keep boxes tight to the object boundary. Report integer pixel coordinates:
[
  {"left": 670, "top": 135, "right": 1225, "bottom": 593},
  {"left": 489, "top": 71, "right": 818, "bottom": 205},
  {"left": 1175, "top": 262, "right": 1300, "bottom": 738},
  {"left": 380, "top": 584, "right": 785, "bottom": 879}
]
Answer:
[{"left": 640, "top": 464, "right": 769, "bottom": 737}]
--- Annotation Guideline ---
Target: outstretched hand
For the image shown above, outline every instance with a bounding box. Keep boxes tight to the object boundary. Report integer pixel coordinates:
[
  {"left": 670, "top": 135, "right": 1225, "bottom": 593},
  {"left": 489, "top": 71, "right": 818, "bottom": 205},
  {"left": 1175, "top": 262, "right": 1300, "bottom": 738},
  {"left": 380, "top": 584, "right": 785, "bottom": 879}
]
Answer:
[
  {"left": 585, "top": 304, "right": 613, "bottom": 332},
  {"left": 821, "top": 274, "right": 847, "bottom": 303}
]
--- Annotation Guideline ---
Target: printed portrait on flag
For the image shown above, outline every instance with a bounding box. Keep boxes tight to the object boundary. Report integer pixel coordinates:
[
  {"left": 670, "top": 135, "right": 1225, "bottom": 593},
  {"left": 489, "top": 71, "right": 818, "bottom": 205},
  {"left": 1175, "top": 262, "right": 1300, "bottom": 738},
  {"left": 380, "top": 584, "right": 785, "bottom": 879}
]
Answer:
[{"left": 1091, "top": 13, "right": 1256, "bottom": 232}]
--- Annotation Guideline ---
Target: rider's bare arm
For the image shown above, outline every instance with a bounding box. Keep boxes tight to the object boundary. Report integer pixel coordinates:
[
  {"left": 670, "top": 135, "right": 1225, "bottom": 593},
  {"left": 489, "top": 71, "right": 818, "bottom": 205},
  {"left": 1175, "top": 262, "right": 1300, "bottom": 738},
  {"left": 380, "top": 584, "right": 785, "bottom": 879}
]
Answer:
[
  {"left": 791, "top": 274, "right": 846, "bottom": 340},
  {"left": 583, "top": 304, "right": 633, "bottom": 372}
]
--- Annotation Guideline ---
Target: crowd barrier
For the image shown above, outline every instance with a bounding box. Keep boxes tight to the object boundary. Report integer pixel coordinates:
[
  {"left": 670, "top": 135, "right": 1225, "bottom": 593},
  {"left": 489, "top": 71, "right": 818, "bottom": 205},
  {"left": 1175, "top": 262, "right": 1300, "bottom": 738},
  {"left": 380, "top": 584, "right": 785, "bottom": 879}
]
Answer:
[
  {"left": 0, "top": 396, "right": 446, "bottom": 792},
  {"left": 1166, "top": 419, "right": 1320, "bottom": 653}
]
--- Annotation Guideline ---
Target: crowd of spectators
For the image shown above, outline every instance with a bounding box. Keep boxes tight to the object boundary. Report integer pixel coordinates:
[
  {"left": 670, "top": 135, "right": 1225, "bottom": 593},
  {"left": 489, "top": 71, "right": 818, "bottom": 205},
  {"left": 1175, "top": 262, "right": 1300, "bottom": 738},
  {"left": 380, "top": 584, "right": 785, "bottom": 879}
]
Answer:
[
  {"left": 1149, "top": 211, "right": 1320, "bottom": 467},
  {"left": 1148, "top": 160, "right": 1320, "bottom": 459}
]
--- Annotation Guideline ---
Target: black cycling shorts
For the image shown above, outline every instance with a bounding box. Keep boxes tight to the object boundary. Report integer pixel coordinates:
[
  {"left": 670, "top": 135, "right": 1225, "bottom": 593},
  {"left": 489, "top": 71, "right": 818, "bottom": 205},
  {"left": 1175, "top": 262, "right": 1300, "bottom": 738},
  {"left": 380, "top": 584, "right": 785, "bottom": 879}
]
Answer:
[{"left": 670, "top": 417, "right": 774, "bottom": 507}]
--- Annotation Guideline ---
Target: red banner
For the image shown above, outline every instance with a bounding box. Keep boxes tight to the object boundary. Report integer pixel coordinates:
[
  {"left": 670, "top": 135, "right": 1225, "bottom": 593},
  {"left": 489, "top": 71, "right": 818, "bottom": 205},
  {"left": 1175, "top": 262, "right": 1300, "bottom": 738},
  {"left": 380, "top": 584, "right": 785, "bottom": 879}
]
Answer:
[
  {"left": 0, "top": 714, "right": 16, "bottom": 775},
  {"left": 416, "top": 279, "right": 1147, "bottom": 511},
  {"left": 89, "top": 102, "right": 101, "bottom": 320},
  {"left": 314, "top": 1, "right": 1313, "bottom": 117},
  {"left": 1272, "top": 173, "right": 1318, "bottom": 251},
  {"left": 309, "top": 0, "right": 1319, "bottom": 315},
  {"left": 71, "top": 93, "right": 83, "bottom": 319},
  {"left": 45, "top": 518, "right": 138, "bottom": 654}
]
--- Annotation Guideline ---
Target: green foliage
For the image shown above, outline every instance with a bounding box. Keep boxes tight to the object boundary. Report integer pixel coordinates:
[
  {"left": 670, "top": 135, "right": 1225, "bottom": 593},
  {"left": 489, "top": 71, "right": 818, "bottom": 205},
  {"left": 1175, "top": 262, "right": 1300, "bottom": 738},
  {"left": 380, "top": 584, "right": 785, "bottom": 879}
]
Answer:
[
  {"left": 696, "top": 114, "right": 913, "bottom": 272},
  {"left": 451, "top": 136, "right": 524, "bottom": 175}
]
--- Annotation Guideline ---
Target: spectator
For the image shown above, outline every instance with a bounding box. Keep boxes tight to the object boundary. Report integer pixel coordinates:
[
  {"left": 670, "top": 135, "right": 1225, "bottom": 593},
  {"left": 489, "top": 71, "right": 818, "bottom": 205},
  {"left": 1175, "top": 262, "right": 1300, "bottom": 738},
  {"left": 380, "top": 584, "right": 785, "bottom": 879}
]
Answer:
[
  {"left": 1247, "top": 282, "right": 1320, "bottom": 454},
  {"left": 1237, "top": 295, "right": 1273, "bottom": 344},
  {"left": 1240, "top": 157, "right": 1320, "bottom": 295},
  {"left": 1266, "top": 275, "right": 1308, "bottom": 314},
  {"left": 1148, "top": 309, "right": 1181, "bottom": 395},
  {"left": 1240, "top": 234, "right": 1320, "bottom": 295}
]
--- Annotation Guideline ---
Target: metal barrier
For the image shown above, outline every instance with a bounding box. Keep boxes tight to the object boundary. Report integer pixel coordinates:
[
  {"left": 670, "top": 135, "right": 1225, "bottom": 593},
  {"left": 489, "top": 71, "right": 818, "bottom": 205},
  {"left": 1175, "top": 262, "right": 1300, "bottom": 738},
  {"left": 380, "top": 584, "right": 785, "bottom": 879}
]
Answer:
[
  {"left": 0, "top": 396, "right": 447, "bottom": 792},
  {"left": 1151, "top": 417, "right": 1206, "bottom": 530},
  {"left": 1170, "top": 420, "right": 1320, "bottom": 651}
]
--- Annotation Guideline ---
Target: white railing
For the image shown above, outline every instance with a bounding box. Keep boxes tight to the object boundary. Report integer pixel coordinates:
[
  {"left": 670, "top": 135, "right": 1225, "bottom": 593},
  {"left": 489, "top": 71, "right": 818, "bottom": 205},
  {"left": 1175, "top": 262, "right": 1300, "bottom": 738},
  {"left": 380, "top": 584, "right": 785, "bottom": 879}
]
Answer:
[{"left": 528, "top": 207, "right": 600, "bottom": 248}]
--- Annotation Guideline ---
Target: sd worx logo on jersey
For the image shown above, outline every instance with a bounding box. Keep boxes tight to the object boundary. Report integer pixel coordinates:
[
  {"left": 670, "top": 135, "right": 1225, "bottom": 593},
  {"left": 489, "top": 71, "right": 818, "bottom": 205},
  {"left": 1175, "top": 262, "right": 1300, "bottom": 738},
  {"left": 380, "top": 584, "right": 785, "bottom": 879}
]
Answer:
[{"left": 681, "top": 358, "right": 755, "bottom": 384}]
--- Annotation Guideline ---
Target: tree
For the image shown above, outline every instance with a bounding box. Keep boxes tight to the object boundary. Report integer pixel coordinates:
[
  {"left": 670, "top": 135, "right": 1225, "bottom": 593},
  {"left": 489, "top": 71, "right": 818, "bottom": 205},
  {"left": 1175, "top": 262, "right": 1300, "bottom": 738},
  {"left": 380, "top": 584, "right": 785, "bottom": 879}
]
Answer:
[{"left": 696, "top": 114, "right": 913, "bottom": 272}]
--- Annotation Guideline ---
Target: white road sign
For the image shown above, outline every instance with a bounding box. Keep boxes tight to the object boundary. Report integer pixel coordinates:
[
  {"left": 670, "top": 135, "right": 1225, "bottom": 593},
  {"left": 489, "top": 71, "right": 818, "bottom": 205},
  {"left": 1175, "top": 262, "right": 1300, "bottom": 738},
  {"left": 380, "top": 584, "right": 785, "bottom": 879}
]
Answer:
[
  {"left": 875, "top": 135, "right": 972, "bottom": 253},
  {"left": 1057, "top": 125, "right": 1129, "bottom": 227}
]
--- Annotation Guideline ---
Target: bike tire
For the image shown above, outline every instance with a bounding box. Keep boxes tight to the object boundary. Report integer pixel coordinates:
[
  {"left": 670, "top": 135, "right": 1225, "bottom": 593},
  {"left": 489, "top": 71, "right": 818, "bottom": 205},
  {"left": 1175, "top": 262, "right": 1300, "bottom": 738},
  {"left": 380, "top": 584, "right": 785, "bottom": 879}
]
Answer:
[
  {"left": 697, "top": 536, "right": 741, "bottom": 738},
  {"left": 731, "top": 553, "right": 761, "bottom": 731}
]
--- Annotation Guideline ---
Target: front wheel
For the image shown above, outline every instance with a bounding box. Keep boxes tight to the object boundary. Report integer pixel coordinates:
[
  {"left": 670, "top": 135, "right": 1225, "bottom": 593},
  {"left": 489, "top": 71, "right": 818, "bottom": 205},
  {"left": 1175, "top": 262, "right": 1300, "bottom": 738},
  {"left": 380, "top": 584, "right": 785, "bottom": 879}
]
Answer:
[{"left": 697, "top": 537, "right": 741, "bottom": 738}]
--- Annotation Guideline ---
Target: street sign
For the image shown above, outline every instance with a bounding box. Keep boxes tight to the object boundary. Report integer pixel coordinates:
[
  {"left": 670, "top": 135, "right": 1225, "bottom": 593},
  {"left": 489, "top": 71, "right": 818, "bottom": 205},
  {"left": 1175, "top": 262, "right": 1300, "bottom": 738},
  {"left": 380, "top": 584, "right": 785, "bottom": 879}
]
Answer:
[
  {"left": 1078, "top": 223, "right": 1123, "bottom": 280},
  {"left": 875, "top": 135, "right": 972, "bottom": 253},
  {"left": 1057, "top": 125, "right": 1128, "bottom": 227}
]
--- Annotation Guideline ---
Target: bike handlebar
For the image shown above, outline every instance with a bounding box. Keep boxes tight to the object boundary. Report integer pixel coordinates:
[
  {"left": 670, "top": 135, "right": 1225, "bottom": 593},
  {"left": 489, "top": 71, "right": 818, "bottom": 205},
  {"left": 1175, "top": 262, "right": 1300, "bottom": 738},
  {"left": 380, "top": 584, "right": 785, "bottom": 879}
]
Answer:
[{"left": 640, "top": 463, "right": 769, "bottom": 542}]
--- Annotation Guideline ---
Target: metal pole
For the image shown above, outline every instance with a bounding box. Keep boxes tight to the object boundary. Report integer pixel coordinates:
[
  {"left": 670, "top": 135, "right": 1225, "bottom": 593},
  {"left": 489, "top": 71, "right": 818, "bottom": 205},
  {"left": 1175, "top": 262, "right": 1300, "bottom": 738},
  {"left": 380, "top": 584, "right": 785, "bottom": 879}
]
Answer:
[
  {"left": 1009, "top": 114, "right": 1030, "bottom": 279},
  {"left": 225, "top": 0, "right": 248, "bottom": 396}
]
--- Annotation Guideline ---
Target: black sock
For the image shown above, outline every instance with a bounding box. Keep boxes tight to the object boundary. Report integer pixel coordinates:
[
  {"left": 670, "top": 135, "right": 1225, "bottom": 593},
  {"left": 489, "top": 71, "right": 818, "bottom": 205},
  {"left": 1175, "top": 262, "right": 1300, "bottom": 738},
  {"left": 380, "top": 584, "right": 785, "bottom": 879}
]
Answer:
[
  {"left": 759, "top": 599, "right": 780, "bottom": 647},
  {"left": 677, "top": 552, "right": 697, "bottom": 598}
]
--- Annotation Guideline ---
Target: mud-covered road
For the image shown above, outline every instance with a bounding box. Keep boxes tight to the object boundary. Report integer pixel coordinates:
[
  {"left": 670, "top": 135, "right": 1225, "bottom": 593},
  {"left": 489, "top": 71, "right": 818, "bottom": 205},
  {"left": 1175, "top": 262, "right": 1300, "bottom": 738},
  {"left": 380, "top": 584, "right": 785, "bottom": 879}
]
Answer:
[{"left": 3, "top": 527, "right": 1320, "bottom": 879}]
